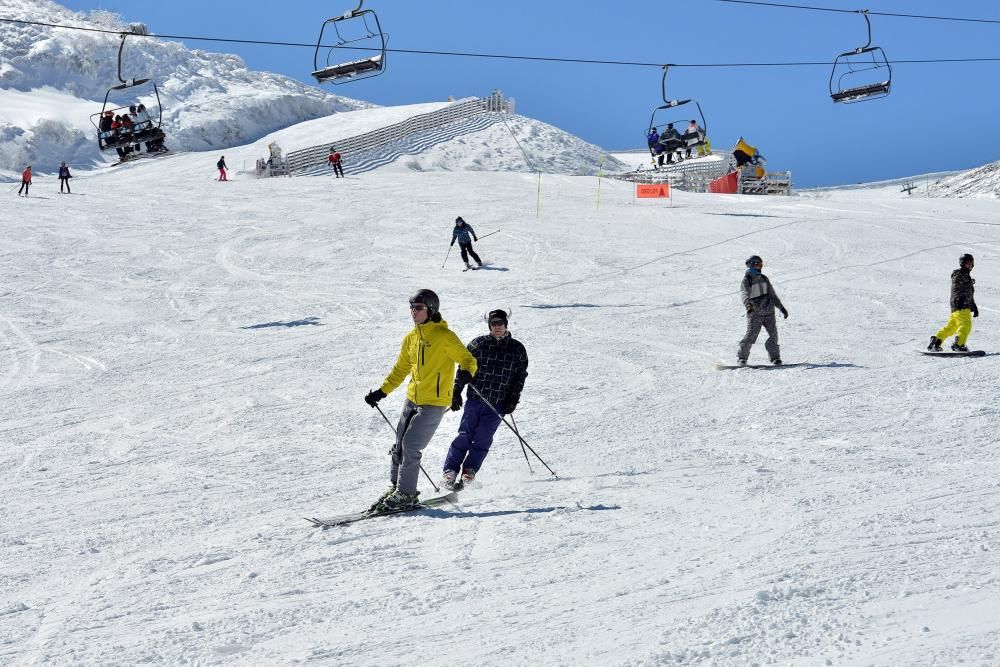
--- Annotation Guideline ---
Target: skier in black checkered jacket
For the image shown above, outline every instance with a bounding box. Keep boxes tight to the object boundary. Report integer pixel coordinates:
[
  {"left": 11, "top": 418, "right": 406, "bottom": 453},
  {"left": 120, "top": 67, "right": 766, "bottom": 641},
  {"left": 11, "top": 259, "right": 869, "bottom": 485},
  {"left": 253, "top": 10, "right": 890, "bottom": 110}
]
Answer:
[{"left": 441, "top": 309, "right": 528, "bottom": 489}]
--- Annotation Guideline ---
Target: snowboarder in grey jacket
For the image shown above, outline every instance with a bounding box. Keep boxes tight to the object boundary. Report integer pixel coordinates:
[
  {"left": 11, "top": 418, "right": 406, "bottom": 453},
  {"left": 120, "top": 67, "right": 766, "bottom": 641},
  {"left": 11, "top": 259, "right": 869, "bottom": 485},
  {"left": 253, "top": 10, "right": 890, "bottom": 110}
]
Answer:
[
  {"left": 738, "top": 255, "right": 788, "bottom": 365},
  {"left": 451, "top": 217, "right": 482, "bottom": 269}
]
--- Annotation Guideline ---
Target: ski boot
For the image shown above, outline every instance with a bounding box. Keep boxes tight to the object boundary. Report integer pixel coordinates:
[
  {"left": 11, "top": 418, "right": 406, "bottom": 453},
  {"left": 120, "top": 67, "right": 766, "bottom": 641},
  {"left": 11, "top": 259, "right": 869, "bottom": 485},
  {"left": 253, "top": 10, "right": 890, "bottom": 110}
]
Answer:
[
  {"left": 459, "top": 470, "right": 476, "bottom": 489},
  {"left": 772, "top": 358, "right": 782, "bottom": 365},
  {"left": 951, "top": 338, "right": 969, "bottom": 352},
  {"left": 927, "top": 336, "right": 943, "bottom": 352},
  {"left": 441, "top": 470, "right": 458, "bottom": 491},
  {"left": 378, "top": 490, "right": 420, "bottom": 511},
  {"left": 367, "top": 485, "right": 396, "bottom": 513},
  {"left": 737, "top": 358, "right": 747, "bottom": 366}
]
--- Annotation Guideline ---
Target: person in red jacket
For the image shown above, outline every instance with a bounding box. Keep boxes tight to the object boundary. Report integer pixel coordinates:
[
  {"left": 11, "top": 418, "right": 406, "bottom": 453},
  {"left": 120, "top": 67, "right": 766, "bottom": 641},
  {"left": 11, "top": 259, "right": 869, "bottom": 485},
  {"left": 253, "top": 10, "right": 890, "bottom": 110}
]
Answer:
[
  {"left": 17, "top": 166, "right": 31, "bottom": 196},
  {"left": 328, "top": 147, "right": 343, "bottom": 178}
]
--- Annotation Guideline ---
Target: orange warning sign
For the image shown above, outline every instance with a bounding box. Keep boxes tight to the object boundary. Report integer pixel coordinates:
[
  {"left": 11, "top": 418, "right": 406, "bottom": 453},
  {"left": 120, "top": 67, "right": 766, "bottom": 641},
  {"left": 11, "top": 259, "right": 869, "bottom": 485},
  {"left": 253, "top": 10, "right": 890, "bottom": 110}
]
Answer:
[{"left": 636, "top": 183, "right": 670, "bottom": 198}]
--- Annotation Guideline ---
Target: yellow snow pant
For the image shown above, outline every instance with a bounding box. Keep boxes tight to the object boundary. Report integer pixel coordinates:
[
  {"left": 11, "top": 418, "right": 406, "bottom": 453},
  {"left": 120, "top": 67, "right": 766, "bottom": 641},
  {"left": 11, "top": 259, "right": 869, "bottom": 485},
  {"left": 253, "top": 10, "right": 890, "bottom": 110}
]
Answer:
[{"left": 935, "top": 309, "right": 973, "bottom": 346}]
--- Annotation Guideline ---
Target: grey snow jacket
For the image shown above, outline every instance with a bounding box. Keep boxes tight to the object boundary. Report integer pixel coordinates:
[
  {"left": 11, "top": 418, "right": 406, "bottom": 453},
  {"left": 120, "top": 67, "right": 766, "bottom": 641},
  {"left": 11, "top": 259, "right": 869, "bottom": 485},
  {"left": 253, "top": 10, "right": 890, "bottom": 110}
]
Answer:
[
  {"left": 741, "top": 270, "right": 784, "bottom": 317},
  {"left": 950, "top": 268, "right": 976, "bottom": 312}
]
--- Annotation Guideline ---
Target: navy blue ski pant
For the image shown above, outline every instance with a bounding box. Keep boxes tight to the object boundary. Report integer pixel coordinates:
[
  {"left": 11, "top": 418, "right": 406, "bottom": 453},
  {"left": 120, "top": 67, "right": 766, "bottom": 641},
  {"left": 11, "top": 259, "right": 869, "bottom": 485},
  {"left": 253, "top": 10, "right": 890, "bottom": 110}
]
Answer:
[{"left": 443, "top": 398, "right": 502, "bottom": 474}]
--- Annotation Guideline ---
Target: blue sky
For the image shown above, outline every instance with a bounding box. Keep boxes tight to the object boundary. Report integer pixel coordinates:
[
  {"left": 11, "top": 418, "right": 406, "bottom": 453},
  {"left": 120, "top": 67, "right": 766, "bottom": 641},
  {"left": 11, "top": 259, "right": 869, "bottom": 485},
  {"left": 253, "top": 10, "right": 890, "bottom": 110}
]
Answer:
[{"left": 59, "top": 0, "right": 1000, "bottom": 186}]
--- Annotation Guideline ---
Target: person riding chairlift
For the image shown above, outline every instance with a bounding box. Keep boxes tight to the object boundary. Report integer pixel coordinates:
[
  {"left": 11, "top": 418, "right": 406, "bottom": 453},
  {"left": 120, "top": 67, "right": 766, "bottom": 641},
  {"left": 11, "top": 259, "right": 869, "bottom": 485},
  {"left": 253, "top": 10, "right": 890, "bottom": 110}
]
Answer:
[
  {"left": 683, "top": 120, "right": 704, "bottom": 159},
  {"left": 658, "top": 123, "right": 683, "bottom": 164},
  {"left": 99, "top": 111, "right": 114, "bottom": 141}
]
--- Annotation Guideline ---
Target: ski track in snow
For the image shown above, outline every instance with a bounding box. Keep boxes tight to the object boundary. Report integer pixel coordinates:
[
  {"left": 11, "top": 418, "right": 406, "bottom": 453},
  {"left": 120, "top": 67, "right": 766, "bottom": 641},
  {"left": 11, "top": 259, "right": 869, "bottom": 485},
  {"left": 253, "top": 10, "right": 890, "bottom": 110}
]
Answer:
[{"left": 1, "top": 151, "right": 1000, "bottom": 666}]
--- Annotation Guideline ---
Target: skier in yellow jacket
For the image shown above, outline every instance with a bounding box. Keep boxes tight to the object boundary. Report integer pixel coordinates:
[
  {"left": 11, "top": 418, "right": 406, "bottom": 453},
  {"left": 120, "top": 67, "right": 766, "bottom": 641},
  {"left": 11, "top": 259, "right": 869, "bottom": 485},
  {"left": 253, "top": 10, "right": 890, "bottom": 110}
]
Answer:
[{"left": 365, "top": 289, "right": 477, "bottom": 510}]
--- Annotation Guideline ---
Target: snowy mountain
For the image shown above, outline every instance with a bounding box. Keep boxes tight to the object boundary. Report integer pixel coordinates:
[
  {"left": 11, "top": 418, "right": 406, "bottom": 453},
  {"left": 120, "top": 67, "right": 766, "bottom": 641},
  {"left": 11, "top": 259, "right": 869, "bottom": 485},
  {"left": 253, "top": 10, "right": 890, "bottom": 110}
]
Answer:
[
  {"left": 932, "top": 160, "right": 1000, "bottom": 199},
  {"left": 0, "top": 0, "right": 371, "bottom": 175}
]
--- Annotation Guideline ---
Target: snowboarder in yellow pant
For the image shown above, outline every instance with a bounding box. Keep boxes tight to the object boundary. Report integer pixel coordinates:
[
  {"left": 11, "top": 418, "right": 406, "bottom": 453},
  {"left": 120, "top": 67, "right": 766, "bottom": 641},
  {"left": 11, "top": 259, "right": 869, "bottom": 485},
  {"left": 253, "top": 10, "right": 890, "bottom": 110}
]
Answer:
[{"left": 928, "top": 254, "right": 978, "bottom": 352}]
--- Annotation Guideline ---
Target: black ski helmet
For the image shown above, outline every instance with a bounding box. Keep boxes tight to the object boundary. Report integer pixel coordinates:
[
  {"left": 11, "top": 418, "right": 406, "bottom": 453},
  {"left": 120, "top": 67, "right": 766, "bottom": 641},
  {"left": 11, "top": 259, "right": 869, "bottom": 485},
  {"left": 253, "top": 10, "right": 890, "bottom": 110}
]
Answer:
[
  {"left": 745, "top": 255, "right": 763, "bottom": 267},
  {"left": 959, "top": 253, "right": 975, "bottom": 267},
  {"left": 409, "top": 289, "right": 440, "bottom": 319},
  {"left": 455, "top": 216, "right": 465, "bottom": 225}
]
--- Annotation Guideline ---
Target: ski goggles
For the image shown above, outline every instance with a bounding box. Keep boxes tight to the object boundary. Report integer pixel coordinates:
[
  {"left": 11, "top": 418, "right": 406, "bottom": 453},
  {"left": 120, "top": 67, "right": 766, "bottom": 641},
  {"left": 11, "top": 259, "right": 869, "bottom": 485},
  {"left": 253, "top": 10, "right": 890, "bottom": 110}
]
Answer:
[{"left": 409, "top": 303, "right": 428, "bottom": 312}]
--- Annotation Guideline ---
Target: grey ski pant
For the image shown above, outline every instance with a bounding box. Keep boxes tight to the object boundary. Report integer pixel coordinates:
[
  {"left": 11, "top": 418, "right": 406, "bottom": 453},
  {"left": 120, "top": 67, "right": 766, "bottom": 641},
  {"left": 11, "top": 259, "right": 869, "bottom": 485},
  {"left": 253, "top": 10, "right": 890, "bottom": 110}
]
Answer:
[
  {"left": 738, "top": 313, "right": 780, "bottom": 362},
  {"left": 390, "top": 400, "right": 447, "bottom": 495}
]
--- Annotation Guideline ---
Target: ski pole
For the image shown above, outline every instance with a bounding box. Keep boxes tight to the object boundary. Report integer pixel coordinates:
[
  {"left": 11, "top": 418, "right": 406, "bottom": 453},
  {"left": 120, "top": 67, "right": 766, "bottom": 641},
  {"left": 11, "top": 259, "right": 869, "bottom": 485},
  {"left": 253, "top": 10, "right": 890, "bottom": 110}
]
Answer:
[
  {"left": 510, "top": 414, "right": 534, "bottom": 474},
  {"left": 441, "top": 244, "right": 452, "bottom": 269},
  {"left": 475, "top": 229, "right": 501, "bottom": 242},
  {"left": 374, "top": 403, "right": 441, "bottom": 492},
  {"left": 468, "top": 385, "right": 557, "bottom": 477}
]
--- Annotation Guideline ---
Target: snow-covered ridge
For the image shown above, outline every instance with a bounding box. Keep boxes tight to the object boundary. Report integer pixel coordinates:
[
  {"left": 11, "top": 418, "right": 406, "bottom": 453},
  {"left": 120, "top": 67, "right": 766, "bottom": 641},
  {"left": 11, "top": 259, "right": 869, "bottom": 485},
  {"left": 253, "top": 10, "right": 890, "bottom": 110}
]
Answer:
[
  {"left": 0, "top": 0, "right": 370, "bottom": 175},
  {"left": 931, "top": 160, "right": 1000, "bottom": 199}
]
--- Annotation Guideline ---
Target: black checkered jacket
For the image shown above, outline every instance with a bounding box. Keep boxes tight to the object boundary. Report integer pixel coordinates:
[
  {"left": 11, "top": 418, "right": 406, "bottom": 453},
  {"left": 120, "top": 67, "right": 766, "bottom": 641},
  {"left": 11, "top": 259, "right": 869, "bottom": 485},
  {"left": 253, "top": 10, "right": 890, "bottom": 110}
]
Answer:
[{"left": 455, "top": 332, "right": 528, "bottom": 409}]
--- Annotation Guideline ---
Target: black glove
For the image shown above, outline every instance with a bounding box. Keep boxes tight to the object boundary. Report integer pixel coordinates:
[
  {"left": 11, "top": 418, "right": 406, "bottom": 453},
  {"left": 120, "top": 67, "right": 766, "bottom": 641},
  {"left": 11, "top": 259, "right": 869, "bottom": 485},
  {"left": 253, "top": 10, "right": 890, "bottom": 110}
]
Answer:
[
  {"left": 451, "top": 393, "right": 463, "bottom": 412},
  {"left": 972, "top": 305, "right": 979, "bottom": 318},
  {"left": 364, "top": 388, "right": 386, "bottom": 407},
  {"left": 745, "top": 304, "right": 753, "bottom": 316},
  {"left": 500, "top": 399, "right": 517, "bottom": 415},
  {"left": 450, "top": 240, "right": 455, "bottom": 247},
  {"left": 779, "top": 306, "right": 788, "bottom": 319},
  {"left": 456, "top": 369, "right": 473, "bottom": 386}
]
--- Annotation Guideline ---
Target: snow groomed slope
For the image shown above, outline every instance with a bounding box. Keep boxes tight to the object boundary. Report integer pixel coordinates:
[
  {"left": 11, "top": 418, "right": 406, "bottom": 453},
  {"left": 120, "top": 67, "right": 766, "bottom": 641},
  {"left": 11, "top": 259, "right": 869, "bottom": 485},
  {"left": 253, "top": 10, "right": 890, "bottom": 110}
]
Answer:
[{"left": 2, "top": 157, "right": 999, "bottom": 664}]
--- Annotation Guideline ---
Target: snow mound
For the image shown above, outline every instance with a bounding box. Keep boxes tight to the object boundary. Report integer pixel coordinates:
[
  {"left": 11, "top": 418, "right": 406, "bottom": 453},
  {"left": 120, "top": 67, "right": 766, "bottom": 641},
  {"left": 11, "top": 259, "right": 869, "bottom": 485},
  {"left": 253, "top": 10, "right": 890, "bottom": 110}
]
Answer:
[
  {"left": 931, "top": 160, "right": 1000, "bottom": 199},
  {"left": 0, "top": 0, "right": 370, "bottom": 175},
  {"left": 381, "top": 114, "right": 627, "bottom": 176}
]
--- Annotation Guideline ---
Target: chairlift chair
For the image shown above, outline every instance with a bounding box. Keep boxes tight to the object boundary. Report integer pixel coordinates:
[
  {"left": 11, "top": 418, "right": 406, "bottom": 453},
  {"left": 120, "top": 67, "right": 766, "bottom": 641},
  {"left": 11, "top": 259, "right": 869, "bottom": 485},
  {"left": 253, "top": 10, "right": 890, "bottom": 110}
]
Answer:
[
  {"left": 646, "top": 65, "right": 708, "bottom": 167},
  {"left": 830, "top": 10, "right": 892, "bottom": 104},
  {"left": 89, "top": 30, "right": 167, "bottom": 155},
  {"left": 312, "top": 1, "right": 387, "bottom": 84}
]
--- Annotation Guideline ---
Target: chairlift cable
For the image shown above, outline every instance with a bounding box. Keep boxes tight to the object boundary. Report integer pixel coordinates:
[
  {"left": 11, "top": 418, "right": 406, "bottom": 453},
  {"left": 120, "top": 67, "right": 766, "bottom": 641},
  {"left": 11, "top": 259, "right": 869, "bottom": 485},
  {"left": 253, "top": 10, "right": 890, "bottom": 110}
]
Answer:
[
  {"left": 712, "top": 0, "right": 1000, "bottom": 26},
  {"left": 3, "top": 15, "right": 1000, "bottom": 69}
]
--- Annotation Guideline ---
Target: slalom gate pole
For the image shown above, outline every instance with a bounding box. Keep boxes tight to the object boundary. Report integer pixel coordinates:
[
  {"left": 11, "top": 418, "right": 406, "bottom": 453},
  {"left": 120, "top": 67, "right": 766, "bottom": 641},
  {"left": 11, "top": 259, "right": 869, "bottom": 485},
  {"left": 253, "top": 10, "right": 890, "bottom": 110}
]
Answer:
[
  {"left": 535, "top": 171, "right": 541, "bottom": 219},
  {"left": 595, "top": 155, "right": 604, "bottom": 210},
  {"left": 374, "top": 403, "right": 440, "bottom": 492},
  {"left": 510, "top": 414, "right": 534, "bottom": 474},
  {"left": 476, "top": 229, "right": 501, "bottom": 242},
  {"left": 441, "top": 245, "right": 452, "bottom": 269},
  {"left": 468, "top": 385, "right": 557, "bottom": 478}
]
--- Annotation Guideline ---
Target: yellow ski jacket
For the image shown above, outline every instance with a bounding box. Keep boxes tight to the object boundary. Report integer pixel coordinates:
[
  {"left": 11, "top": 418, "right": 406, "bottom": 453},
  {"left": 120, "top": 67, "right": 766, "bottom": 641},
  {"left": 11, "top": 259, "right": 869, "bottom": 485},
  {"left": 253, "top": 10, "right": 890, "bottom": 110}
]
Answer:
[{"left": 380, "top": 319, "right": 477, "bottom": 407}]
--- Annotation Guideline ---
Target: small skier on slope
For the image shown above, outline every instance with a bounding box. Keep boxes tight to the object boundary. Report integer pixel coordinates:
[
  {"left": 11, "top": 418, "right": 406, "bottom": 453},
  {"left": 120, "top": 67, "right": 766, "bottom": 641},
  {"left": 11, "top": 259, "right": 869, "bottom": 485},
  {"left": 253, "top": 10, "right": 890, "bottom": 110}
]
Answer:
[
  {"left": 17, "top": 165, "right": 31, "bottom": 196},
  {"left": 364, "top": 289, "right": 478, "bottom": 511},
  {"left": 328, "top": 147, "right": 344, "bottom": 178},
  {"left": 928, "top": 253, "right": 978, "bottom": 352},
  {"left": 738, "top": 255, "right": 788, "bottom": 365},
  {"left": 217, "top": 156, "right": 228, "bottom": 181},
  {"left": 58, "top": 162, "right": 72, "bottom": 194},
  {"left": 451, "top": 217, "right": 482, "bottom": 270},
  {"left": 442, "top": 309, "right": 528, "bottom": 489}
]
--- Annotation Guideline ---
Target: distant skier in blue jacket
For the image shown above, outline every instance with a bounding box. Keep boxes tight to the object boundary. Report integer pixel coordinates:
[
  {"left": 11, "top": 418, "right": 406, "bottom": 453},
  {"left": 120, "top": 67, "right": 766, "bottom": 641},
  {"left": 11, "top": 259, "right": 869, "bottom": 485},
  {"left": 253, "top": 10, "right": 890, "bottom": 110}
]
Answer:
[{"left": 451, "top": 216, "right": 482, "bottom": 270}]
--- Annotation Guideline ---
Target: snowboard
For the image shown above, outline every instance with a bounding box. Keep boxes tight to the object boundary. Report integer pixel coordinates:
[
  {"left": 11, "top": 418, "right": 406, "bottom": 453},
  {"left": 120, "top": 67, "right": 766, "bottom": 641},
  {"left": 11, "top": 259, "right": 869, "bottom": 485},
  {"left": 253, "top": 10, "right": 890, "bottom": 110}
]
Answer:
[
  {"left": 306, "top": 492, "right": 459, "bottom": 528},
  {"left": 715, "top": 362, "right": 806, "bottom": 370},
  {"left": 919, "top": 350, "right": 985, "bottom": 358}
]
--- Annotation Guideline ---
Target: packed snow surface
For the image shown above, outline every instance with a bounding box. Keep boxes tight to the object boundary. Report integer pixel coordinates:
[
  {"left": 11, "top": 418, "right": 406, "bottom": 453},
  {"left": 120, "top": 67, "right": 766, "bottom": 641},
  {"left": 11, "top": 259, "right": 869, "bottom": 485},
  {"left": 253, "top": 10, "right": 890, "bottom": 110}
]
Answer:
[{"left": 2, "top": 150, "right": 1000, "bottom": 665}]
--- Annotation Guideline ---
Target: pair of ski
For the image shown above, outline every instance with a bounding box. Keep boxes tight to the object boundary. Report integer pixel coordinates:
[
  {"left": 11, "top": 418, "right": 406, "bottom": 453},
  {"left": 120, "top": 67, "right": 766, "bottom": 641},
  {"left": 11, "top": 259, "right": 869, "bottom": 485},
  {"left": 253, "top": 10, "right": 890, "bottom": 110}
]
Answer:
[{"left": 306, "top": 487, "right": 463, "bottom": 528}]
